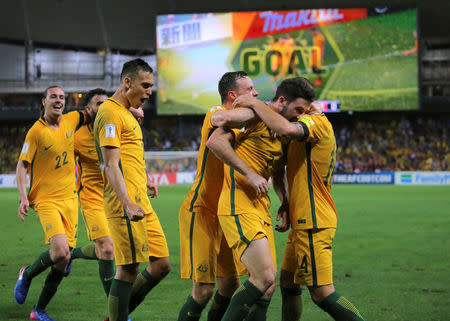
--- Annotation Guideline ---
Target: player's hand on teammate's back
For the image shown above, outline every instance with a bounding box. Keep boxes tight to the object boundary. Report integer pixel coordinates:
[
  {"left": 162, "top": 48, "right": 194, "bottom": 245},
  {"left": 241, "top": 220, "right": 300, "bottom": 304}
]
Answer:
[
  {"left": 147, "top": 180, "right": 159, "bottom": 199},
  {"left": 232, "top": 94, "right": 258, "bottom": 109},
  {"left": 275, "top": 202, "right": 290, "bottom": 232},
  {"left": 18, "top": 198, "right": 29, "bottom": 222},
  {"left": 124, "top": 202, "right": 145, "bottom": 222},
  {"left": 245, "top": 171, "right": 269, "bottom": 196}
]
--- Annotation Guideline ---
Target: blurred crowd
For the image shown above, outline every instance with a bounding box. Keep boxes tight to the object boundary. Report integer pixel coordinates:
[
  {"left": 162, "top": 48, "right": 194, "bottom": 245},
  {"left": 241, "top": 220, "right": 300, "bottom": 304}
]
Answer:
[
  {"left": 0, "top": 116, "right": 448, "bottom": 174},
  {"left": 335, "top": 117, "right": 449, "bottom": 172}
]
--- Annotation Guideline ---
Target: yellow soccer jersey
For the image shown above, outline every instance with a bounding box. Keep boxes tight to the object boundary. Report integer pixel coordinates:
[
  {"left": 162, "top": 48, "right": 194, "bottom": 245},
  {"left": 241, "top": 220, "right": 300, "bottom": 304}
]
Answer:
[
  {"left": 19, "top": 112, "right": 84, "bottom": 206},
  {"left": 181, "top": 106, "right": 225, "bottom": 214},
  {"left": 93, "top": 98, "right": 150, "bottom": 217},
  {"left": 287, "top": 114, "right": 337, "bottom": 230},
  {"left": 74, "top": 123, "right": 103, "bottom": 208},
  {"left": 218, "top": 121, "right": 283, "bottom": 223}
]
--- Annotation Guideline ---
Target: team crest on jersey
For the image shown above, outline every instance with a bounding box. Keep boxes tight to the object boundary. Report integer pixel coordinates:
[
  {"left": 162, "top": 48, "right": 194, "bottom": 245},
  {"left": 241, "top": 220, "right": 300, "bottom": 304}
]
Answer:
[
  {"left": 197, "top": 265, "right": 208, "bottom": 272},
  {"left": 46, "top": 224, "right": 52, "bottom": 231},
  {"left": 301, "top": 115, "right": 315, "bottom": 128},
  {"left": 105, "top": 124, "right": 116, "bottom": 138},
  {"left": 21, "top": 142, "right": 29, "bottom": 154},
  {"left": 66, "top": 131, "right": 73, "bottom": 138}
]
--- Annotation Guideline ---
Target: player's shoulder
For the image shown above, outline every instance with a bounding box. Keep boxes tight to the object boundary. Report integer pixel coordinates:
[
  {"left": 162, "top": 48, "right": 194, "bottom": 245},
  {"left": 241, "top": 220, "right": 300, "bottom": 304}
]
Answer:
[
  {"left": 27, "top": 118, "right": 46, "bottom": 135},
  {"left": 207, "top": 105, "right": 225, "bottom": 114}
]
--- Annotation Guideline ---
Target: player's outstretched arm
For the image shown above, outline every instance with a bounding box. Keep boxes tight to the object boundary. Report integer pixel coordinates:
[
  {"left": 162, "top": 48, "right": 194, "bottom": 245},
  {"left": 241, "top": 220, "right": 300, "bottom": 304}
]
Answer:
[
  {"left": 102, "top": 146, "right": 145, "bottom": 222},
  {"left": 16, "top": 159, "right": 29, "bottom": 222},
  {"left": 210, "top": 107, "right": 258, "bottom": 128},
  {"left": 206, "top": 127, "right": 269, "bottom": 196},
  {"left": 233, "top": 95, "right": 306, "bottom": 139}
]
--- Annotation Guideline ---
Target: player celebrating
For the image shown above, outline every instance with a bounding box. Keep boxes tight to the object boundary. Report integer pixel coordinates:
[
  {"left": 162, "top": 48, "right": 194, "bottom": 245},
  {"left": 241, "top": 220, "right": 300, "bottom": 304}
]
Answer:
[
  {"left": 310, "top": 28, "right": 325, "bottom": 86},
  {"left": 14, "top": 85, "right": 91, "bottom": 321},
  {"left": 177, "top": 71, "right": 260, "bottom": 321},
  {"left": 94, "top": 58, "right": 170, "bottom": 321},
  {"left": 234, "top": 77, "right": 366, "bottom": 321},
  {"left": 206, "top": 87, "right": 300, "bottom": 321},
  {"left": 71, "top": 88, "right": 115, "bottom": 297}
]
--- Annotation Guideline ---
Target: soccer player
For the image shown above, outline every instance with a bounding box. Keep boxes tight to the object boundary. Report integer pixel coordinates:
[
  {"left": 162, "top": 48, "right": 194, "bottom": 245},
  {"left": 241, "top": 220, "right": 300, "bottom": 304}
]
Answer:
[
  {"left": 177, "top": 71, "right": 261, "bottom": 321},
  {"left": 71, "top": 88, "right": 115, "bottom": 298},
  {"left": 94, "top": 58, "right": 170, "bottom": 321},
  {"left": 15, "top": 85, "right": 91, "bottom": 321},
  {"left": 205, "top": 86, "right": 303, "bottom": 321},
  {"left": 310, "top": 28, "right": 325, "bottom": 86},
  {"left": 234, "top": 77, "right": 366, "bottom": 321}
]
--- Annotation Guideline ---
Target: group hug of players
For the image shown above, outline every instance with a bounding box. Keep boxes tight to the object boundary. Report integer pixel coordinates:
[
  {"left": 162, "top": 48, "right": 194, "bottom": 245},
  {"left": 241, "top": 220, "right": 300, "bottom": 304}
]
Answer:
[{"left": 13, "top": 58, "right": 365, "bottom": 321}]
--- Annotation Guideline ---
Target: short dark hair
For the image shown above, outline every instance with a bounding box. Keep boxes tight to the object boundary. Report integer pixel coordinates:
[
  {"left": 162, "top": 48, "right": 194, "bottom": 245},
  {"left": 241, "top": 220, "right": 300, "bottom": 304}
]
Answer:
[
  {"left": 43, "top": 85, "right": 63, "bottom": 98},
  {"left": 120, "top": 58, "right": 153, "bottom": 81},
  {"left": 84, "top": 88, "right": 107, "bottom": 106},
  {"left": 218, "top": 71, "right": 248, "bottom": 104},
  {"left": 272, "top": 77, "right": 315, "bottom": 103}
]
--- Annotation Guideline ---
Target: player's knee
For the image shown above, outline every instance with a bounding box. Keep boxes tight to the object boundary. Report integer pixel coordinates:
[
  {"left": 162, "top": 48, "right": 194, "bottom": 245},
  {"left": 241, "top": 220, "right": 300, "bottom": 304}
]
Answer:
[
  {"left": 193, "top": 283, "right": 215, "bottom": 304},
  {"left": 52, "top": 248, "right": 71, "bottom": 264},
  {"left": 258, "top": 268, "right": 276, "bottom": 291},
  {"left": 220, "top": 278, "right": 240, "bottom": 296},
  {"left": 96, "top": 238, "right": 114, "bottom": 260},
  {"left": 159, "top": 260, "right": 171, "bottom": 278},
  {"left": 152, "top": 257, "right": 171, "bottom": 279}
]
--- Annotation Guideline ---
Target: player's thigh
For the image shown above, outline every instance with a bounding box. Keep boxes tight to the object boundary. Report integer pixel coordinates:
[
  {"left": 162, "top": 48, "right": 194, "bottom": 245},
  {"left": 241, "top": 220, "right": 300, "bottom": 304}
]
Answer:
[
  {"left": 80, "top": 206, "right": 110, "bottom": 241},
  {"left": 107, "top": 215, "right": 149, "bottom": 266},
  {"left": 281, "top": 229, "right": 297, "bottom": 273},
  {"left": 218, "top": 213, "right": 276, "bottom": 267},
  {"left": 34, "top": 198, "right": 78, "bottom": 248},
  {"left": 292, "top": 228, "right": 336, "bottom": 287},
  {"left": 179, "top": 206, "right": 220, "bottom": 283},
  {"left": 216, "top": 230, "right": 247, "bottom": 280}
]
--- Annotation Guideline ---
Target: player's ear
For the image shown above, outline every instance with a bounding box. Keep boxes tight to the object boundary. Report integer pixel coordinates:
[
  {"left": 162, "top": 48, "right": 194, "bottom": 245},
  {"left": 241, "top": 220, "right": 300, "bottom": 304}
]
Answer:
[
  {"left": 229, "top": 90, "right": 237, "bottom": 101},
  {"left": 123, "top": 76, "right": 132, "bottom": 90}
]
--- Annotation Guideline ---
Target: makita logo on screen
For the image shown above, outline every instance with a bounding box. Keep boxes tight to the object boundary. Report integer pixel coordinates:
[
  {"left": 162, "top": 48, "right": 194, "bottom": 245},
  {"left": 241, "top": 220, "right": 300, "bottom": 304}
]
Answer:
[{"left": 259, "top": 9, "right": 344, "bottom": 33}]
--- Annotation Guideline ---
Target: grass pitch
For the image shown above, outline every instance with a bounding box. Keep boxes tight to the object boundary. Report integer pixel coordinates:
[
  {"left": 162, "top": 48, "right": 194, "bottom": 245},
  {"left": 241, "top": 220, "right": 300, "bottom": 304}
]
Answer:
[{"left": 0, "top": 185, "right": 449, "bottom": 320}]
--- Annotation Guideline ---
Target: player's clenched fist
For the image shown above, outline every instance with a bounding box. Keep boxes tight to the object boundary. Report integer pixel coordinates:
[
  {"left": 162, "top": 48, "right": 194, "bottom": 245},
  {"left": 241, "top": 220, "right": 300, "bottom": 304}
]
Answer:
[{"left": 124, "top": 202, "right": 145, "bottom": 221}]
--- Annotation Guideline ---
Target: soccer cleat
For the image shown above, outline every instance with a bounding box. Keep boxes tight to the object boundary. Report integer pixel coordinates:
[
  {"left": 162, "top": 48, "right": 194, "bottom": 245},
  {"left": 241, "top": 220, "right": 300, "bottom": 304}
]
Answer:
[
  {"left": 63, "top": 259, "right": 72, "bottom": 277},
  {"left": 30, "top": 305, "right": 55, "bottom": 321},
  {"left": 14, "top": 266, "right": 31, "bottom": 304}
]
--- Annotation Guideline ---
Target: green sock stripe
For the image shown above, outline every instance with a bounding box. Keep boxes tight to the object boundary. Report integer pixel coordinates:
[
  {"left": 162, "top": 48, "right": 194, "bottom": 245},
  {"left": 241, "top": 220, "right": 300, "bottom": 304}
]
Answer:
[
  {"left": 281, "top": 286, "right": 303, "bottom": 296},
  {"left": 128, "top": 270, "right": 159, "bottom": 314},
  {"left": 336, "top": 296, "right": 364, "bottom": 319},
  {"left": 141, "top": 268, "right": 152, "bottom": 281},
  {"left": 307, "top": 230, "right": 318, "bottom": 287},
  {"left": 109, "top": 279, "right": 133, "bottom": 321}
]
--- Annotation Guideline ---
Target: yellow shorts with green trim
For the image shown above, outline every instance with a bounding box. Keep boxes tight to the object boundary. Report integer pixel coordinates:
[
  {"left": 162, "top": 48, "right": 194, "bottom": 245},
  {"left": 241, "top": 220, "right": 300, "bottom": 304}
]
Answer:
[
  {"left": 218, "top": 213, "right": 276, "bottom": 269},
  {"left": 179, "top": 206, "right": 246, "bottom": 283},
  {"left": 80, "top": 206, "right": 110, "bottom": 241},
  {"left": 34, "top": 198, "right": 79, "bottom": 248},
  {"left": 291, "top": 228, "right": 336, "bottom": 287},
  {"left": 107, "top": 210, "right": 169, "bottom": 266},
  {"left": 281, "top": 229, "right": 297, "bottom": 273}
]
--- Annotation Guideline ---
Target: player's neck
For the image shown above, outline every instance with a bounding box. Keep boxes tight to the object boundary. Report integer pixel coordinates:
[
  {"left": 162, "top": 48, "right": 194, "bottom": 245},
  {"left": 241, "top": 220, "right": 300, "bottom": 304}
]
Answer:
[
  {"left": 43, "top": 114, "right": 61, "bottom": 128},
  {"left": 111, "top": 89, "right": 130, "bottom": 109},
  {"left": 223, "top": 101, "right": 233, "bottom": 110}
]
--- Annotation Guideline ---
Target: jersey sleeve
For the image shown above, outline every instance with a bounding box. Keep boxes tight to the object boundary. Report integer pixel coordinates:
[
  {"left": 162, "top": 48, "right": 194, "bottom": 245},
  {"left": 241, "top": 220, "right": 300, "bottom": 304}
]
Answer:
[
  {"left": 96, "top": 109, "right": 122, "bottom": 149},
  {"left": 297, "top": 115, "right": 325, "bottom": 143},
  {"left": 19, "top": 128, "right": 38, "bottom": 163},
  {"left": 206, "top": 105, "right": 225, "bottom": 129}
]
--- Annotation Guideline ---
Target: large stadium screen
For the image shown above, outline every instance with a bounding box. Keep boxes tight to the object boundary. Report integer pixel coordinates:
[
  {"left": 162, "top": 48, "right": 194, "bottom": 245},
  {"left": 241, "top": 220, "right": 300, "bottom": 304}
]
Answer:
[{"left": 156, "top": 8, "right": 417, "bottom": 114}]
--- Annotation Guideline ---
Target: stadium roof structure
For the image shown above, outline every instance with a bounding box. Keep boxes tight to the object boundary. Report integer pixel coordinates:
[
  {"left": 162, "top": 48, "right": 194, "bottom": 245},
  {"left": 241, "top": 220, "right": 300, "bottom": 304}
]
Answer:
[{"left": 1, "top": 0, "right": 449, "bottom": 54}]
